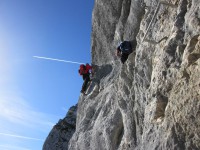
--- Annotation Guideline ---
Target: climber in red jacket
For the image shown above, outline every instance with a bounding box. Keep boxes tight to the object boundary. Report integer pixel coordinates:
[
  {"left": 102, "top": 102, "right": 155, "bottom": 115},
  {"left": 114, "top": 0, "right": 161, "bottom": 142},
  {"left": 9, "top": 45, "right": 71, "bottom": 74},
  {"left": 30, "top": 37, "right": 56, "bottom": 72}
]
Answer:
[{"left": 78, "top": 63, "right": 93, "bottom": 94}]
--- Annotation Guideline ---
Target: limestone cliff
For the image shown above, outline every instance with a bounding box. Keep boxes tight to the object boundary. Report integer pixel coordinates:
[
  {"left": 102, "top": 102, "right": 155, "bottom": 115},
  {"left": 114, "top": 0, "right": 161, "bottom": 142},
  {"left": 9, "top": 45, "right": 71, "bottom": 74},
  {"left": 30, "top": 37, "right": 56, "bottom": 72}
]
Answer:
[
  {"left": 43, "top": 105, "right": 77, "bottom": 150},
  {"left": 44, "top": 0, "right": 200, "bottom": 150}
]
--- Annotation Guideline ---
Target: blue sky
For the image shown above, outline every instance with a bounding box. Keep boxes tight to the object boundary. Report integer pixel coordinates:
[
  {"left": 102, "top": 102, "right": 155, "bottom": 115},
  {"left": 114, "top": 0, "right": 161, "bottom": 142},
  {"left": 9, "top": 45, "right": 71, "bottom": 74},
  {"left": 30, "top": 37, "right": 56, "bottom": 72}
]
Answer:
[{"left": 0, "top": 0, "right": 94, "bottom": 149}]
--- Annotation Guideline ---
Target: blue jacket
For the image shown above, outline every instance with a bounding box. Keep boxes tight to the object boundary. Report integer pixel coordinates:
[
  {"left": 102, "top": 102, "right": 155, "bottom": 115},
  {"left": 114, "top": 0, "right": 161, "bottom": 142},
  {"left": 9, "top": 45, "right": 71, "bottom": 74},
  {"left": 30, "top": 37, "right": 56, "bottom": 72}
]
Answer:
[{"left": 117, "top": 41, "right": 133, "bottom": 54}]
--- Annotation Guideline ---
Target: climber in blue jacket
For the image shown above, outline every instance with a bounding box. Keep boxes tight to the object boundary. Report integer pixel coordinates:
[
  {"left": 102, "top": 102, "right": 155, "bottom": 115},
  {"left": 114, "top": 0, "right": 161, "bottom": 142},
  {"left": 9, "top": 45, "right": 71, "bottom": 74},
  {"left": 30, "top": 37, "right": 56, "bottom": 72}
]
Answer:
[{"left": 116, "top": 40, "right": 136, "bottom": 64}]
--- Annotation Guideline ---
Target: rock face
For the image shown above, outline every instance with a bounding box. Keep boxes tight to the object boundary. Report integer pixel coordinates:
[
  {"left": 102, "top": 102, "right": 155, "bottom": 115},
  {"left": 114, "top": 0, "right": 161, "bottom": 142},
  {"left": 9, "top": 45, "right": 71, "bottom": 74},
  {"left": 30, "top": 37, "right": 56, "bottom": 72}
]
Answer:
[
  {"left": 44, "top": 0, "right": 200, "bottom": 149},
  {"left": 43, "top": 105, "right": 77, "bottom": 150}
]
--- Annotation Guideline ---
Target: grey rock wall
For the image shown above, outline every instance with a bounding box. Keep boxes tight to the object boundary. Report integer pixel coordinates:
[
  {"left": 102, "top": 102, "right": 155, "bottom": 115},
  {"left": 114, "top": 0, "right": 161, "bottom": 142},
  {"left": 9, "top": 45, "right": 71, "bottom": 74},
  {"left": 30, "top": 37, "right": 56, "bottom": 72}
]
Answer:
[
  {"left": 44, "top": 0, "right": 200, "bottom": 150},
  {"left": 43, "top": 105, "right": 77, "bottom": 150}
]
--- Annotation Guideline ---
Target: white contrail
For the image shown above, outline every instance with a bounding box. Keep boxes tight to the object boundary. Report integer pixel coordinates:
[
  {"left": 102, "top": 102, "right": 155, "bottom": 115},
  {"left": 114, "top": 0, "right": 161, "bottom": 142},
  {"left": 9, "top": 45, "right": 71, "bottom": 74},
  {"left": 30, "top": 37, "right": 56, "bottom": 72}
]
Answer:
[
  {"left": 33, "top": 56, "right": 84, "bottom": 65},
  {"left": 0, "top": 132, "right": 43, "bottom": 141}
]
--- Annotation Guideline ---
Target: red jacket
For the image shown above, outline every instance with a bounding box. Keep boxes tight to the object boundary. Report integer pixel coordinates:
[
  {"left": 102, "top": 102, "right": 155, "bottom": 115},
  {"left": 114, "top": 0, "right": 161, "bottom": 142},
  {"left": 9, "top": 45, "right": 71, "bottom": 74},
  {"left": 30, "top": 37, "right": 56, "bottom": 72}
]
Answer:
[
  {"left": 85, "top": 64, "right": 92, "bottom": 72},
  {"left": 79, "top": 64, "right": 92, "bottom": 75}
]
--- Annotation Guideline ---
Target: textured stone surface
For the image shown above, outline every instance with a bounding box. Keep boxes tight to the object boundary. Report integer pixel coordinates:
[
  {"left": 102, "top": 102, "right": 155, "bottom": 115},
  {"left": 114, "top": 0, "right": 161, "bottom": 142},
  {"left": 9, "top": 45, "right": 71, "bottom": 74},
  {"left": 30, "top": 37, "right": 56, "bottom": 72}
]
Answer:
[
  {"left": 43, "top": 105, "right": 77, "bottom": 150},
  {"left": 44, "top": 0, "right": 200, "bottom": 149}
]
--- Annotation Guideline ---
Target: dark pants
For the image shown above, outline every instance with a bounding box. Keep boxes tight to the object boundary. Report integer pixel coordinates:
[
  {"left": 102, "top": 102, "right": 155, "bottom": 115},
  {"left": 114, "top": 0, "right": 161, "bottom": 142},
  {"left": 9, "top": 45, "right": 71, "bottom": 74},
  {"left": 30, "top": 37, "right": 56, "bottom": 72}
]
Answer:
[
  {"left": 121, "top": 53, "right": 129, "bottom": 64},
  {"left": 81, "top": 73, "right": 90, "bottom": 92}
]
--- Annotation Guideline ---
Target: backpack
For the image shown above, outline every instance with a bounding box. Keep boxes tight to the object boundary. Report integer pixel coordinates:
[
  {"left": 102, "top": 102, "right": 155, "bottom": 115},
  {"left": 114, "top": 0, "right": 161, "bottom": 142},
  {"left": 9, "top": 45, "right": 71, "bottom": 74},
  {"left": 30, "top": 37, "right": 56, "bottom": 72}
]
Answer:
[
  {"left": 79, "top": 64, "right": 87, "bottom": 75},
  {"left": 120, "top": 41, "right": 133, "bottom": 54}
]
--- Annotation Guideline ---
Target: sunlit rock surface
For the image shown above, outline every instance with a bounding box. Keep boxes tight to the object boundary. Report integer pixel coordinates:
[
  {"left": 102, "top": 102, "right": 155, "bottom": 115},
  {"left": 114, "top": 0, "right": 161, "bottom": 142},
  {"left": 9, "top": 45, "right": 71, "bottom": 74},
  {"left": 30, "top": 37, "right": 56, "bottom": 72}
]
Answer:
[{"left": 44, "top": 0, "right": 200, "bottom": 149}]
